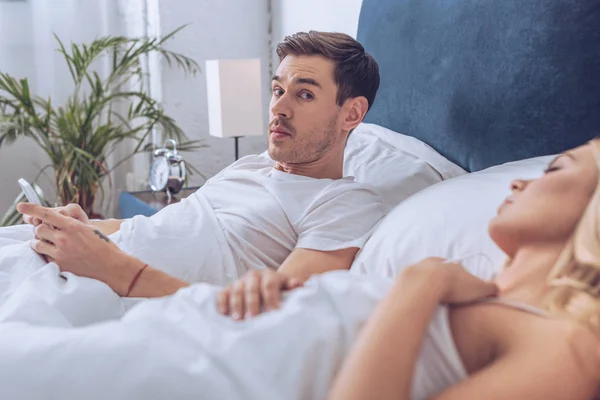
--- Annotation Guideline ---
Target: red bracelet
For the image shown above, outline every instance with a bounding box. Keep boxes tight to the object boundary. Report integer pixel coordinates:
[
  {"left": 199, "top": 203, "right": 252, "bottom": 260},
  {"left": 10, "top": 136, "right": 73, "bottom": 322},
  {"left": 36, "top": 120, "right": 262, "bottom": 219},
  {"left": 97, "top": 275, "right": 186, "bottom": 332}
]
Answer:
[{"left": 126, "top": 263, "right": 148, "bottom": 297}]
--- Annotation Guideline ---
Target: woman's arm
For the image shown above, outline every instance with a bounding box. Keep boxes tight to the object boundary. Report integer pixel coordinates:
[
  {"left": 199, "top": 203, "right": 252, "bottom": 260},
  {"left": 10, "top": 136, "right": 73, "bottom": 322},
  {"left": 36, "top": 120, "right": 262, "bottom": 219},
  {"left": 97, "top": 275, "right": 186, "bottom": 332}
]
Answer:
[
  {"left": 328, "top": 261, "right": 446, "bottom": 400},
  {"left": 328, "top": 258, "right": 498, "bottom": 400}
]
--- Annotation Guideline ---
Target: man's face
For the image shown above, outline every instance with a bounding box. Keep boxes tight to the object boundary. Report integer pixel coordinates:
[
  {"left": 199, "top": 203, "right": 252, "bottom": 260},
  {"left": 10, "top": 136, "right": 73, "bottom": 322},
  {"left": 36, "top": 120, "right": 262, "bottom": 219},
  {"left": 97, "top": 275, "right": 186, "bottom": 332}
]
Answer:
[{"left": 268, "top": 55, "right": 343, "bottom": 164}]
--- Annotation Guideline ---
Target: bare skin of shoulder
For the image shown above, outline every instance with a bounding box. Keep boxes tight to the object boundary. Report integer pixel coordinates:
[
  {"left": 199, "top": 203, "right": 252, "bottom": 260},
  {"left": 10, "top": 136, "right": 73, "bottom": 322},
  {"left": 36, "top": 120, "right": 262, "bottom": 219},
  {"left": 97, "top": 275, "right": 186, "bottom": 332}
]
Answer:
[{"left": 450, "top": 303, "right": 600, "bottom": 378}]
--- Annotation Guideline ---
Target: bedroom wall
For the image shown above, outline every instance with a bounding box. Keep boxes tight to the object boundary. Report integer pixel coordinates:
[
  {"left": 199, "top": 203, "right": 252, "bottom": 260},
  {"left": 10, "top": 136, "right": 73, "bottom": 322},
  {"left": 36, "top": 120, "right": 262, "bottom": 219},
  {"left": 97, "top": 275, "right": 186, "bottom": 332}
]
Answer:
[
  {"left": 0, "top": 2, "right": 39, "bottom": 217},
  {"left": 0, "top": 0, "right": 123, "bottom": 217},
  {"left": 157, "top": 0, "right": 271, "bottom": 189},
  {"left": 270, "top": 0, "right": 364, "bottom": 74},
  {"left": 0, "top": 0, "right": 271, "bottom": 217}
]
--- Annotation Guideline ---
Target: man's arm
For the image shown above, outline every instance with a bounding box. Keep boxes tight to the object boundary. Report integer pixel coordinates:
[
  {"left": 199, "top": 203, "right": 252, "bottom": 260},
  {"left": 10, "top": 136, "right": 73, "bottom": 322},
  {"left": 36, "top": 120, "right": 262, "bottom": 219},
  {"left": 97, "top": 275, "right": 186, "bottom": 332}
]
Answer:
[
  {"left": 17, "top": 203, "right": 188, "bottom": 298},
  {"left": 107, "top": 254, "right": 189, "bottom": 298},
  {"left": 277, "top": 247, "right": 359, "bottom": 282},
  {"left": 22, "top": 203, "right": 124, "bottom": 237},
  {"left": 216, "top": 181, "right": 384, "bottom": 319},
  {"left": 217, "top": 247, "right": 359, "bottom": 319},
  {"left": 90, "top": 219, "right": 123, "bottom": 236}
]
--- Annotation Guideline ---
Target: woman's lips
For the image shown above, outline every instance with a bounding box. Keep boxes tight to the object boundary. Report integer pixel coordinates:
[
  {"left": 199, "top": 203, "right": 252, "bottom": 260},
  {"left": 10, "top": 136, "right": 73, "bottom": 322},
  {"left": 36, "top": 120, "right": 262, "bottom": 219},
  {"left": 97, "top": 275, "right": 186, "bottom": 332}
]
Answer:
[{"left": 498, "top": 197, "right": 514, "bottom": 213}]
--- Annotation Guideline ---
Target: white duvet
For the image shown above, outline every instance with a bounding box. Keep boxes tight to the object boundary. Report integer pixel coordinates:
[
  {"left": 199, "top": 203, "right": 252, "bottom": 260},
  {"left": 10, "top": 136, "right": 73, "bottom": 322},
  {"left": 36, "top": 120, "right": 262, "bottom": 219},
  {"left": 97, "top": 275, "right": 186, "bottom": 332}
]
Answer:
[{"left": 0, "top": 221, "right": 390, "bottom": 400}]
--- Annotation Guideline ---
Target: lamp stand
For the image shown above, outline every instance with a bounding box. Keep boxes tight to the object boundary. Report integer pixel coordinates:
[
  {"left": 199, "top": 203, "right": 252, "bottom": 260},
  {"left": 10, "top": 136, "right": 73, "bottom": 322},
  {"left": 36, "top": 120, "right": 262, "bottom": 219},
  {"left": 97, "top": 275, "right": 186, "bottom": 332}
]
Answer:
[{"left": 234, "top": 136, "right": 241, "bottom": 161}]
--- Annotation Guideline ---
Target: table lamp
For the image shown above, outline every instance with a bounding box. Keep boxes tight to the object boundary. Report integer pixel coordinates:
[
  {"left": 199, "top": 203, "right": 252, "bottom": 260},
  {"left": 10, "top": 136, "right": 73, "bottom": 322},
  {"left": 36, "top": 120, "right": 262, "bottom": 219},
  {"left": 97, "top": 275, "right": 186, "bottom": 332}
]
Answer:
[{"left": 205, "top": 59, "right": 264, "bottom": 160}]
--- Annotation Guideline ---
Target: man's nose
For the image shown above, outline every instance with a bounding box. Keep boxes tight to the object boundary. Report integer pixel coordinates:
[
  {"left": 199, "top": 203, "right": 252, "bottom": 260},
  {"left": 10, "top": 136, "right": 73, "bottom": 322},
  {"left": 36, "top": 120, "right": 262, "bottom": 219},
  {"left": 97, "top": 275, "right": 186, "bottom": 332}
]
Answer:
[{"left": 270, "top": 96, "right": 292, "bottom": 120}]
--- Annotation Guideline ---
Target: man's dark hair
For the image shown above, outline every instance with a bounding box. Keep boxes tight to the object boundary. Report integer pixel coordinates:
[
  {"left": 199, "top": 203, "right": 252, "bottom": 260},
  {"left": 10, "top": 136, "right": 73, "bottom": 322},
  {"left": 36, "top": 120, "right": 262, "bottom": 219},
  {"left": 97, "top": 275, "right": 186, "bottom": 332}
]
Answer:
[{"left": 276, "top": 31, "right": 380, "bottom": 111}]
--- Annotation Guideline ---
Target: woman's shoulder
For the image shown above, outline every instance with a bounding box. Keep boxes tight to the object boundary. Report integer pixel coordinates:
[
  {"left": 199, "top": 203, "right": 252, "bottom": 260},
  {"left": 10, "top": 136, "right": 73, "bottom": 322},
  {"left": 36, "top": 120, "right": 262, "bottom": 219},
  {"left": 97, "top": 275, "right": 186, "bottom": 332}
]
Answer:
[
  {"left": 452, "top": 302, "right": 600, "bottom": 376},
  {"left": 504, "top": 319, "right": 600, "bottom": 398},
  {"left": 550, "top": 322, "right": 600, "bottom": 380},
  {"left": 494, "top": 309, "right": 600, "bottom": 388},
  {"left": 449, "top": 308, "right": 600, "bottom": 400}
]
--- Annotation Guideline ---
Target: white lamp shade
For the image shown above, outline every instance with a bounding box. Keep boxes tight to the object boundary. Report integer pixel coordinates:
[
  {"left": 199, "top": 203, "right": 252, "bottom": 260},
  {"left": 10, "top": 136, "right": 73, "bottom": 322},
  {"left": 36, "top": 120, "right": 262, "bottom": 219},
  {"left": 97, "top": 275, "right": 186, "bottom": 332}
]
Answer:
[{"left": 205, "top": 59, "right": 264, "bottom": 138}]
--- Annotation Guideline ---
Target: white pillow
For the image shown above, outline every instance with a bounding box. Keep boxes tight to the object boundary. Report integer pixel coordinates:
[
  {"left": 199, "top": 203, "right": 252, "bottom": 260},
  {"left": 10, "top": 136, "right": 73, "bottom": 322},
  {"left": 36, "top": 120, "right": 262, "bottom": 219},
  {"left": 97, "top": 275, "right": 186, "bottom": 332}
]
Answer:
[
  {"left": 352, "top": 155, "right": 555, "bottom": 280},
  {"left": 352, "top": 123, "right": 466, "bottom": 180},
  {"left": 261, "top": 123, "right": 466, "bottom": 210}
]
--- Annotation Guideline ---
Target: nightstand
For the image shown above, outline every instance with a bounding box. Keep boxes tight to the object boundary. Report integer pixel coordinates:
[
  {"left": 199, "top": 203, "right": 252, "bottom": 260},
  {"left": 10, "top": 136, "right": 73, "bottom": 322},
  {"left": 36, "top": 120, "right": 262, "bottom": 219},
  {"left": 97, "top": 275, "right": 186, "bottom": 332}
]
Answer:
[{"left": 118, "top": 187, "right": 201, "bottom": 218}]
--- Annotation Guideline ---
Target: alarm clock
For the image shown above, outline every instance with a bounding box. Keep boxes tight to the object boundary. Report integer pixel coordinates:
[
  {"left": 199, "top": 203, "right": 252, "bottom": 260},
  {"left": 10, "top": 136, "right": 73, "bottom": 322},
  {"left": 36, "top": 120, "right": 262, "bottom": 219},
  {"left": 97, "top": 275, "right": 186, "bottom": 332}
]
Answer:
[{"left": 149, "top": 139, "right": 186, "bottom": 194}]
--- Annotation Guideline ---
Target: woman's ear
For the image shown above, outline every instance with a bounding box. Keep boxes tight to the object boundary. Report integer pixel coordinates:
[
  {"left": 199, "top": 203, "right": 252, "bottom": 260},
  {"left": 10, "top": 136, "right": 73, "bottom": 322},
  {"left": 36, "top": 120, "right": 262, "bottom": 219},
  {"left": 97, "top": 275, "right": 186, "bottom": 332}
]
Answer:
[{"left": 341, "top": 96, "right": 369, "bottom": 132}]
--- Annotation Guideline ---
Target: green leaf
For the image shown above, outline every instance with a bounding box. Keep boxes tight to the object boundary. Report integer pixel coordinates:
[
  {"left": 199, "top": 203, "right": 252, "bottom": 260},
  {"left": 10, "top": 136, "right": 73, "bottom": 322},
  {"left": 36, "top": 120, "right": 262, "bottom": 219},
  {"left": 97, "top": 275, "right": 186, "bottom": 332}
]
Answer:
[{"left": 0, "top": 25, "right": 207, "bottom": 213}]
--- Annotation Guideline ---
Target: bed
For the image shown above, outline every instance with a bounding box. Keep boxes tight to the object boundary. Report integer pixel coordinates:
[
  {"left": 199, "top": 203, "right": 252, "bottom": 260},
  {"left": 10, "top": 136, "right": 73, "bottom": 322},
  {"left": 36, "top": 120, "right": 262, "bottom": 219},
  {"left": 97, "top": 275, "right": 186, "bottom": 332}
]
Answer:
[
  {"left": 351, "top": 0, "right": 600, "bottom": 279},
  {"left": 359, "top": 0, "right": 600, "bottom": 173},
  {"left": 0, "top": 0, "right": 599, "bottom": 399}
]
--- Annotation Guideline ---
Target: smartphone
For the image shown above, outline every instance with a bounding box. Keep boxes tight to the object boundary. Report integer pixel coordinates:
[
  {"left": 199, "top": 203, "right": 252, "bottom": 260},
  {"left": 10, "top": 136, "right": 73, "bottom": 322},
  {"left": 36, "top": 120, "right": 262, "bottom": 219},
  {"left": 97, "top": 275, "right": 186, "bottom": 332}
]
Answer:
[{"left": 18, "top": 178, "right": 41, "bottom": 205}]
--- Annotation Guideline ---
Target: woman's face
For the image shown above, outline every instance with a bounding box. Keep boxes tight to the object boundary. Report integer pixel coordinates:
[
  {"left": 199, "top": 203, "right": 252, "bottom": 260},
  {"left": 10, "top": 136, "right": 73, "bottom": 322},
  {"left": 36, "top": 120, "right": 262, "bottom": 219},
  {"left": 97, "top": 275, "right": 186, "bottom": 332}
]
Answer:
[{"left": 489, "top": 143, "right": 599, "bottom": 258}]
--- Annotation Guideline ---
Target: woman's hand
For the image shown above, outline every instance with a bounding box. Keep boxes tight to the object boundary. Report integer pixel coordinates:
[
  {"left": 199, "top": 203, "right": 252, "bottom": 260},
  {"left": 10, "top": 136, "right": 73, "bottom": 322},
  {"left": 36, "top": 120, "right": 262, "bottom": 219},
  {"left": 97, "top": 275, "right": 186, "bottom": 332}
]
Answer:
[{"left": 398, "top": 257, "right": 499, "bottom": 305}]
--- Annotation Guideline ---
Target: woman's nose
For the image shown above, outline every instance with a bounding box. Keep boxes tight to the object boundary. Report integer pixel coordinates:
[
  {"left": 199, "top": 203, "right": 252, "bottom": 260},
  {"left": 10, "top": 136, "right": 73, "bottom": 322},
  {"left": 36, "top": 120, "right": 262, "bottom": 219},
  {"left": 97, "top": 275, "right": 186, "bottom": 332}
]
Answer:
[{"left": 510, "top": 179, "right": 529, "bottom": 193}]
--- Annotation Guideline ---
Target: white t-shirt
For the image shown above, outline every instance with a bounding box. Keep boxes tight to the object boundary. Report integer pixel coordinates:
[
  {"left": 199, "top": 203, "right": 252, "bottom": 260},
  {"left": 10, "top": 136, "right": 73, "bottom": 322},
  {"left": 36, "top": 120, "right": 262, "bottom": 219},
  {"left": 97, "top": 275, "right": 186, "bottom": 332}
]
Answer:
[{"left": 201, "top": 155, "right": 385, "bottom": 274}]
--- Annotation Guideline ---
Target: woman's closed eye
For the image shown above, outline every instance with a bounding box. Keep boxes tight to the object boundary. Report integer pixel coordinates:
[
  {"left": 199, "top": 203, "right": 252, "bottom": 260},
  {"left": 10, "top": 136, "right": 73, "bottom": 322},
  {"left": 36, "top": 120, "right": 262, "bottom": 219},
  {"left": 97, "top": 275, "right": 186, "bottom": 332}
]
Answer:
[
  {"left": 544, "top": 165, "right": 561, "bottom": 174},
  {"left": 544, "top": 153, "right": 574, "bottom": 174}
]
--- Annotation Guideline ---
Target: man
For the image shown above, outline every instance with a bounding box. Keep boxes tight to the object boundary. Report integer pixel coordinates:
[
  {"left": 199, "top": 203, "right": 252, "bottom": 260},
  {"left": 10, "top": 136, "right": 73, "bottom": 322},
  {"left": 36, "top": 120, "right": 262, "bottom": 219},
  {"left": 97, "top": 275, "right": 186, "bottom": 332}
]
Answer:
[{"left": 18, "top": 31, "right": 384, "bottom": 319}]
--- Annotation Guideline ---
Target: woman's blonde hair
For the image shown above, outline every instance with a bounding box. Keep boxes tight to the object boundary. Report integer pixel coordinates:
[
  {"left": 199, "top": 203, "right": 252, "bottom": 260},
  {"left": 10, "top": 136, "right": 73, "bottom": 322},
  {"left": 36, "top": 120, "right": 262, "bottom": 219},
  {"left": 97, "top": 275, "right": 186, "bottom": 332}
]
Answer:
[{"left": 542, "top": 138, "right": 600, "bottom": 334}]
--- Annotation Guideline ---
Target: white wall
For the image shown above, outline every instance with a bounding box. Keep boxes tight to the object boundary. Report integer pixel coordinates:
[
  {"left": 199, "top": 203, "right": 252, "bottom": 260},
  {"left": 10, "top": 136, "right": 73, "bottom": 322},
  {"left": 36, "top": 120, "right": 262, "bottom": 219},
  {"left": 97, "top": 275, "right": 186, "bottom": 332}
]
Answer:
[
  {"left": 272, "top": 0, "right": 363, "bottom": 40},
  {"left": 0, "top": 2, "right": 39, "bottom": 217},
  {"left": 158, "top": 0, "right": 271, "bottom": 187},
  {"left": 270, "top": 0, "right": 364, "bottom": 75},
  {"left": 0, "top": 0, "right": 125, "bottom": 217}
]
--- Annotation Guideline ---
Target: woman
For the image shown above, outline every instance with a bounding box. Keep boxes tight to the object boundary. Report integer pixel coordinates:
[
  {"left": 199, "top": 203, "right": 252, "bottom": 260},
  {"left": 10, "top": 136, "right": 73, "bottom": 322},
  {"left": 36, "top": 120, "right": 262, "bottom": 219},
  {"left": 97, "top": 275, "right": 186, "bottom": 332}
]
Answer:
[
  {"left": 329, "top": 139, "right": 600, "bottom": 399},
  {"left": 6, "top": 141, "right": 600, "bottom": 399}
]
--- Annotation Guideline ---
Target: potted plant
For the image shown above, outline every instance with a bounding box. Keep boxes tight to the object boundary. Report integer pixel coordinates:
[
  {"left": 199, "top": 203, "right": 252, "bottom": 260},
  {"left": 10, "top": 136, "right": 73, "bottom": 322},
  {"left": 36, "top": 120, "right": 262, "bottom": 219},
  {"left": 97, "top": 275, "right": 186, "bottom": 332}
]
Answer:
[{"left": 0, "top": 26, "right": 203, "bottom": 224}]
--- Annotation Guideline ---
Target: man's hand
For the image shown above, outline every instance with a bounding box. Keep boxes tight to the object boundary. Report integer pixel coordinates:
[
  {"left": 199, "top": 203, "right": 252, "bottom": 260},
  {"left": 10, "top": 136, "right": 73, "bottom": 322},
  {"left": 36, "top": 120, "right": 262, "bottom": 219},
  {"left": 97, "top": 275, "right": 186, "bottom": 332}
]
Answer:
[
  {"left": 217, "top": 269, "right": 303, "bottom": 320},
  {"left": 23, "top": 203, "right": 90, "bottom": 227},
  {"left": 17, "top": 202, "right": 132, "bottom": 295}
]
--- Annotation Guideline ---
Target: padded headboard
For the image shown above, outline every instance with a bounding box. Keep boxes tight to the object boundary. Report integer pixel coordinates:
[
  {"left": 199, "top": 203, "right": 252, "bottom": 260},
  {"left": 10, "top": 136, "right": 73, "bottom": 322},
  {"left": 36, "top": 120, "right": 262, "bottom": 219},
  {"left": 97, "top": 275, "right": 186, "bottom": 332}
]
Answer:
[{"left": 357, "top": 0, "right": 600, "bottom": 172}]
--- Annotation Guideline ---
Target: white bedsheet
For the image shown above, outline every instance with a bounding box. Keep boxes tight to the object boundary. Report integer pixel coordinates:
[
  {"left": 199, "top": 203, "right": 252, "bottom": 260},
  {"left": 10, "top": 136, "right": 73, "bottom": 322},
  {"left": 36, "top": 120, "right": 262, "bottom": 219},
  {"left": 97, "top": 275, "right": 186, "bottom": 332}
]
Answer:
[{"left": 0, "top": 223, "right": 391, "bottom": 399}]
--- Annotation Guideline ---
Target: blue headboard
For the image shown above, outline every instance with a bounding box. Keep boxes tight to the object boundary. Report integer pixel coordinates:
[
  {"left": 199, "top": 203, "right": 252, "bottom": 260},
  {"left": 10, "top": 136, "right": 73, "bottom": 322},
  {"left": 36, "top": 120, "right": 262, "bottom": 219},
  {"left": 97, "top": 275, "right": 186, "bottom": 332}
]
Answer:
[{"left": 357, "top": 0, "right": 600, "bottom": 172}]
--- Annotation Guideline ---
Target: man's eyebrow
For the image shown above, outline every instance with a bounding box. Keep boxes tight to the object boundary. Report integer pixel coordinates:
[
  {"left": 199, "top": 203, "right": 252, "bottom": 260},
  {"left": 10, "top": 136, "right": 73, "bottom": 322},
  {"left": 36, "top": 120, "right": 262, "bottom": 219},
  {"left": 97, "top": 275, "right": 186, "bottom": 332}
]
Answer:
[
  {"left": 295, "top": 77, "right": 321, "bottom": 88},
  {"left": 271, "top": 75, "right": 322, "bottom": 89}
]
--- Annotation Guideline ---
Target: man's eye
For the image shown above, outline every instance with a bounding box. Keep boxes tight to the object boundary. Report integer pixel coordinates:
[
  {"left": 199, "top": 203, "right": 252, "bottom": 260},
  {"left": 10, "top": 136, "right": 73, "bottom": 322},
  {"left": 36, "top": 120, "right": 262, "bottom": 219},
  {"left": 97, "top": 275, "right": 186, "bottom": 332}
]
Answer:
[
  {"left": 273, "top": 88, "right": 284, "bottom": 96},
  {"left": 299, "top": 91, "right": 313, "bottom": 100}
]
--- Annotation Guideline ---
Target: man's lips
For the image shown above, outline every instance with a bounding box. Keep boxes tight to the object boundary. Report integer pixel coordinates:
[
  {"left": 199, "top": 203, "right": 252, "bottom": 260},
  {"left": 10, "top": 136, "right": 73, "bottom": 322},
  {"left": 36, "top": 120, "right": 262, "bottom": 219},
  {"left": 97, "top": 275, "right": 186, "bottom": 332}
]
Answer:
[{"left": 270, "top": 127, "right": 292, "bottom": 139}]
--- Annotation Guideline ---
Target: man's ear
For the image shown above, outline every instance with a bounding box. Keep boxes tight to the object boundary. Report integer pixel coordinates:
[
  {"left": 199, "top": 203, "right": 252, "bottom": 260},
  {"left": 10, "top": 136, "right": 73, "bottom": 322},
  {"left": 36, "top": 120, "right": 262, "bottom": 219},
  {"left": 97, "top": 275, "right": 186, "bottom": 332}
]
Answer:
[{"left": 340, "top": 96, "right": 369, "bottom": 132}]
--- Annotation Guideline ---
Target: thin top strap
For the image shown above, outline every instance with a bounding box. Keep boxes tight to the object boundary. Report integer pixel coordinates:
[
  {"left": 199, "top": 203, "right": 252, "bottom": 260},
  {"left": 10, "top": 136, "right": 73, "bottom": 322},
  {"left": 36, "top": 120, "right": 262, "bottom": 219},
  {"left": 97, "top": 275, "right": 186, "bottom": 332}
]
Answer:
[{"left": 473, "top": 297, "right": 551, "bottom": 318}]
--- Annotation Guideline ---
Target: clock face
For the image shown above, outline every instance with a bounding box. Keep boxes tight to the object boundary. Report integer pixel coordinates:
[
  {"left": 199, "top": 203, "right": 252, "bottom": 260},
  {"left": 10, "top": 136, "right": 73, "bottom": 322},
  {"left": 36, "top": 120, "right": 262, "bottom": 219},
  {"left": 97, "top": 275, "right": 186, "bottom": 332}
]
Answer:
[{"left": 149, "top": 156, "right": 170, "bottom": 191}]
